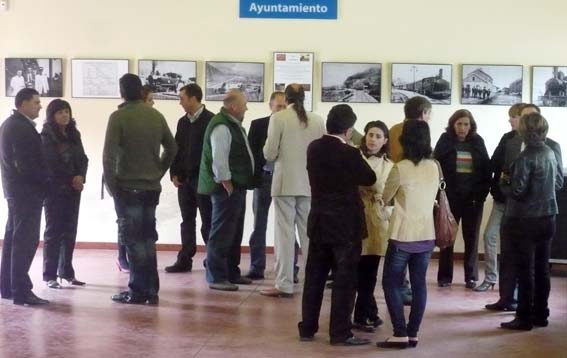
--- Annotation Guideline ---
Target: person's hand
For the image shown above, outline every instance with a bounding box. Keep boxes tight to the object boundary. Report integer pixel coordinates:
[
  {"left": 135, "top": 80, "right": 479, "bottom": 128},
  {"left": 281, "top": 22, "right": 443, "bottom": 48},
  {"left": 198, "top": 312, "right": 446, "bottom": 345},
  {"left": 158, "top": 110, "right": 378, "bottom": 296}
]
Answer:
[
  {"left": 222, "top": 180, "right": 234, "bottom": 196},
  {"left": 71, "top": 176, "right": 84, "bottom": 192},
  {"left": 172, "top": 176, "right": 182, "bottom": 188}
]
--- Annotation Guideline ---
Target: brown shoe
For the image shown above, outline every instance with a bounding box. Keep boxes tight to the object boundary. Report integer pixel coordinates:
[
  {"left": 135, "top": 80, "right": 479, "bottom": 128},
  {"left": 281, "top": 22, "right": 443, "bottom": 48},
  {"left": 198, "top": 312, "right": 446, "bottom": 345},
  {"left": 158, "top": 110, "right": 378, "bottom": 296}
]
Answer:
[{"left": 260, "top": 288, "right": 293, "bottom": 298}]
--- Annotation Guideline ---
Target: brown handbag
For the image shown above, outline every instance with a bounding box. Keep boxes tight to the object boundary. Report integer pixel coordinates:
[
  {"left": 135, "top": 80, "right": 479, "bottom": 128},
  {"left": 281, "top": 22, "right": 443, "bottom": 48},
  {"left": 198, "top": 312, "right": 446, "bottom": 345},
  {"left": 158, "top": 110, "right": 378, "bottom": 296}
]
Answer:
[{"left": 433, "top": 160, "right": 458, "bottom": 249}]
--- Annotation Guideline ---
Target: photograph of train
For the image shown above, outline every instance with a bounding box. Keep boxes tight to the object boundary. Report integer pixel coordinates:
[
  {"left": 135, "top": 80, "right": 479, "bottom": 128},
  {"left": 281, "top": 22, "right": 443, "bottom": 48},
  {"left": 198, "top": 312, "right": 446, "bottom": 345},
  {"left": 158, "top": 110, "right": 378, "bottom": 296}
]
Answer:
[
  {"left": 391, "top": 63, "right": 452, "bottom": 104},
  {"left": 461, "top": 65, "right": 523, "bottom": 106},
  {"left": 138, "top": 60, "right": 196, "bottom": 100},
  {"left": 532, "top": 66, "right": 567, "bottom": 107},
  {"left": 205, "top": 61, "right": 264, "bottom": 102},
  {"left": 321, "top": 62, "right": 381, "bottom": 103}
]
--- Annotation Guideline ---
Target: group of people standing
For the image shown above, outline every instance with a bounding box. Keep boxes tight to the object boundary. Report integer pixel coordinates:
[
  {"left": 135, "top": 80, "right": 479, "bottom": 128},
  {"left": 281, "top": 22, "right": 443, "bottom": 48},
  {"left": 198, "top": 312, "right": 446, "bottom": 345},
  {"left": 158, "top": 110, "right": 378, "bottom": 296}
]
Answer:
[{"left": 0, "top": 75, "right": 562, "bottom": 348}]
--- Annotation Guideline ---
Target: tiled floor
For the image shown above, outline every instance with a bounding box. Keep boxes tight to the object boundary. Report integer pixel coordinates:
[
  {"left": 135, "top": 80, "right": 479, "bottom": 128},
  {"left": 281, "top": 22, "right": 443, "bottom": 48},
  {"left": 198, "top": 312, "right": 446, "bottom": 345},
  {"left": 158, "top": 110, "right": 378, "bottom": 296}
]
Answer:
[{"left": 0, "top": 249, "right": 566, "bottom": 358}]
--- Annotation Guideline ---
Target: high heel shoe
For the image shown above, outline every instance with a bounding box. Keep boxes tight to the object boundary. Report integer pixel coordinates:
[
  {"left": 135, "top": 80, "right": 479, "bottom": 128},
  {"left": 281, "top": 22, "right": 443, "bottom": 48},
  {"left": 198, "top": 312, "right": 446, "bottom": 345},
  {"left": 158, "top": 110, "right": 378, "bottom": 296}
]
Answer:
[
  {"left": 46, "top": 280, "right": 62, "bottom": 289},
  {"left": 408, "top": 337, "right": 419, "bottom": 348},
  {"left": 60, "top": 277, "right": 86, "bottom": 286},
  {"left": 474, "top": 281, "right": 495, "bottom": 292}
]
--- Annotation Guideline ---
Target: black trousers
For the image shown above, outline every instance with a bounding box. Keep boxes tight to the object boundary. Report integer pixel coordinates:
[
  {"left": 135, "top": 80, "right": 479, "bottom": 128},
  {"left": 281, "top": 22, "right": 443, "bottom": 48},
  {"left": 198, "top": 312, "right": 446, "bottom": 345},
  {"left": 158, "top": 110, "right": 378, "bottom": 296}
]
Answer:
[
  {"left": 0, "top": 195, "right": 43, "bottom": 300},
  {"left": 42, "top": 191, "right": 81, "bottom": 281},
  {"left": 299, "top": 239, "right": 361, "bottom": 343},
  {"left": 354, "top": 255, "right": 381, "bottom": 323},
  {"left": 176, "top": 176, "right": 212, "bottom": 266},
  {"left": 508, "top": 216, "right": 555, "bottom": 320},
  {"left": 499, "top": 216, "right": 519, "bottom": 305},
  {"left": 438, "top": 197, "right": 483, "bottom": 283}
]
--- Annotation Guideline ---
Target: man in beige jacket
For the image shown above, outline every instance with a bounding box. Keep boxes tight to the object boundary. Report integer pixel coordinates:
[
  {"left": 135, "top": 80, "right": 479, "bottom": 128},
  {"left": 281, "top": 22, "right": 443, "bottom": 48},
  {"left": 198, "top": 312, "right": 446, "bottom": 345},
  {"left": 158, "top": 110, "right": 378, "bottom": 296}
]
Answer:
[{"left": 260, "top": 84, "right": 326, "bottom": 298}]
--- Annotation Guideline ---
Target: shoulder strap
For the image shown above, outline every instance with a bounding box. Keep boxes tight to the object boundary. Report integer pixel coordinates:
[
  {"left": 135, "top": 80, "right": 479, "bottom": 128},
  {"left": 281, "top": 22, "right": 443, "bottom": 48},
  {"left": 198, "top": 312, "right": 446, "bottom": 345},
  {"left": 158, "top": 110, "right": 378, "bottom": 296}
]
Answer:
[{"left": 433, "top": 159, "right": 447, "bottom": 190}]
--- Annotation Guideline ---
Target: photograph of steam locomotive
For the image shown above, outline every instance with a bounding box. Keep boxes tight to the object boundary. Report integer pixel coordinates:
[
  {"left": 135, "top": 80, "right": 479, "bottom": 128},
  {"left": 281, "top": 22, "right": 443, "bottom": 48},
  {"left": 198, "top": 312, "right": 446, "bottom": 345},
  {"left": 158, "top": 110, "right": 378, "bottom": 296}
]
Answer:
[
  {"left": 138, "top": 60, "right": 196, "bottom": 100},
  {"left": 321, "top": 62, "right": 381, "bottom": 103},
  {"left": 532, "top": 66, "right": 567, "bottom": 107},
  {"left": 391, "top": 63, "right": 452, "bottom": 104},
  {"left": 205, "top": 61, "right": 264, "bottom": 102},
  {"left": 461, "top": 65, "right": 523, "bottom": 106}
]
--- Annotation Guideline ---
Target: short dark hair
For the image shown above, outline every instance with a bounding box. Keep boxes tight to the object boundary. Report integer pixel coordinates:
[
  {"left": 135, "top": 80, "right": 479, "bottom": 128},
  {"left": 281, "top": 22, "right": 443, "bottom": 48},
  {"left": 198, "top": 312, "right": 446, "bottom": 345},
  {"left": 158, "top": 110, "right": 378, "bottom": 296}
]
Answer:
[
  {"left": 404, "top": 96, "right": 432, "bottom": 120},
  {"left": 400, "top": 120, "right": 432, "bottom": 165},
  {"left": 521, "top": 103, "right": 541, "bottom": 114},
  {"left": 519, "top": 112, "right": 548, "bottom": 144},
  {"left": 44, "top": 99, "right": 80, "bottom": 143},
  {"left": 119, "top": 73, "right": 143, "bottom": 101},
  {"left": 180, "top": 83, "right": 203, "bottom": 102},
  {"left": 15, "top": 88, "right": 39, "bottom": 108},
  {"left": 326, "top": 104, "right": 357, "bottom": 135},
  {"left": 446, "top": 109, "right": 477, "bottom": 139},
  {"left": 360, "top": 120, "right": 390, "bottom": 158}
]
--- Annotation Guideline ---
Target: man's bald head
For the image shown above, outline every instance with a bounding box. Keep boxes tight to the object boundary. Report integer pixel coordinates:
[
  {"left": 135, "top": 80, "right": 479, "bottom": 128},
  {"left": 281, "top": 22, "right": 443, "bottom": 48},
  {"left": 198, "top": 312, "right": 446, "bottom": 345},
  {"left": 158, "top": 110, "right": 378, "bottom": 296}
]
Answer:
[{"left": 223, "top": 89, "right": 248, "bottom": 121}]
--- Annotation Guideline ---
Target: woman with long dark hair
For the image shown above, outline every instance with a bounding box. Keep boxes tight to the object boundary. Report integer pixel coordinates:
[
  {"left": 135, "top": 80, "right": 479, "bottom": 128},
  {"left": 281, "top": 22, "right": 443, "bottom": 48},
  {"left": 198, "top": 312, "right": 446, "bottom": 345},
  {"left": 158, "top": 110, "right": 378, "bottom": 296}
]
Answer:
[
  {"left": 434, "top": 109, "right": 491, "bottom": 289},
  {"left": 42, "top": 99, "right": 88, "bottom": 288}
]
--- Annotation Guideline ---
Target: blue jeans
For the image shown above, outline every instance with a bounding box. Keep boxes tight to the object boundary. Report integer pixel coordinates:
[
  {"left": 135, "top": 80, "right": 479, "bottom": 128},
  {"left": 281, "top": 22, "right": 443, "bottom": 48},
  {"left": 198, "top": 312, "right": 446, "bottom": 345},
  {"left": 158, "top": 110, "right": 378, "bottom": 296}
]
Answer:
[
  {"left": 113, "top": 189, "right": 160, "bottom": 299},
  {"left": 206, "top": 188, "right": 246, "bottom": 283},
  {"left": 248, "top": 172, "right": 273, "bottom": 275},
  {"left": 382, "top": 243, "right": 432, "bottom": 337}
]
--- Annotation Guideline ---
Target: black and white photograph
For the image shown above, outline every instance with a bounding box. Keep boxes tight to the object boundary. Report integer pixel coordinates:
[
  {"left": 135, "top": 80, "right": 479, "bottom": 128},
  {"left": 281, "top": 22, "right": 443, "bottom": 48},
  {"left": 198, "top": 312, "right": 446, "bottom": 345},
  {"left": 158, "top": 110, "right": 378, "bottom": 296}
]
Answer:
[
  {"left": 205, "top": 61, "right": 264, "bottom": 102},
  {"left": 321, "top": 62, "right": 381, "bottom": 103},
  {"left": 461, "top": 65, "right": 523, "bottom": 105},
  {"left": 532, "top": 66, "right": 567, "bottom": 107},
  {"left": 138, "top": 60, "right": 196, "bottom": 100},
  {"left": 391, "top": 63, "right": 452, "bottom": 104},
  {"left": 5, "top": 58, "right": 63, "bottom": 97},
  {"left": 71, "top": 59, "right": 129, "bottom": 98}
]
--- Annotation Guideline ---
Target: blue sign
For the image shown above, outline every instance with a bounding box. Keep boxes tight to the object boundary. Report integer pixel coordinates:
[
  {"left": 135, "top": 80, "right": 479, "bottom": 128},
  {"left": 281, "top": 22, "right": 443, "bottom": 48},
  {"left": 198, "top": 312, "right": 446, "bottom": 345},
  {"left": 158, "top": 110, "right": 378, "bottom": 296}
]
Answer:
[{"left": 240, "top": 0, "right": 337, "bottom": 20}]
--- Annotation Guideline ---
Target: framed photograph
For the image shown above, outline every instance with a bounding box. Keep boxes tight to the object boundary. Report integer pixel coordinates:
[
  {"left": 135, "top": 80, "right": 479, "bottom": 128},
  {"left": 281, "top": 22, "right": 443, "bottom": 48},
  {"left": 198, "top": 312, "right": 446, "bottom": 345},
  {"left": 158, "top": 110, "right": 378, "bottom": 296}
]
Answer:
[
  {"left": 273, "top": 52, "right": 314, "bottom": 111},
  {"left": 391, "top": 63, "right": 452, "bottom": 104},
  {"left": 5, "top": 58, "right": 63, "bottom": 97},
  {"left": 71, "top": 59, "right": 129, "bottom": 98},
  {"left": 532, "top": 66, "right": 567, "bottom": 107},
  {"left": 205, "top": 61, "right": 264, "bottom": 102},
  {"left": 321, "top": 62, "right": 381, "bottom": 103},
  {"left": 461, "top": 65, "right": 523, "bottom": 105},
  {"left": 138, "top": 60, "right": 196, "bottom": 100}
]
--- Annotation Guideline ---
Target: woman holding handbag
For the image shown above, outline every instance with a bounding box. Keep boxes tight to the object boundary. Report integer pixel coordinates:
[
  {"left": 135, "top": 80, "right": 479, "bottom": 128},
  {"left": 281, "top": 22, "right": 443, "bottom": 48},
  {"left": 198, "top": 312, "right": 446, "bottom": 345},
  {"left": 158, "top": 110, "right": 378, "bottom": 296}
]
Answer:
[
  {"left": 434, "top": 110, "right": 491, "bottom": 289},
  {"left": 353, "top": 121, "right": 393, "bottom": 332}
]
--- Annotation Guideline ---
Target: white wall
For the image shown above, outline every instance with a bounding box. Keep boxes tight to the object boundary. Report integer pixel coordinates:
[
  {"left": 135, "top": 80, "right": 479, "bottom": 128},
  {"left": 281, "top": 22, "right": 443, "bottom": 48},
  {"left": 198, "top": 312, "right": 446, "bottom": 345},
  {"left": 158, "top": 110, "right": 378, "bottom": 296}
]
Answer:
[{"left": 0, "top": 0, "right": 566, "bottom": 252}]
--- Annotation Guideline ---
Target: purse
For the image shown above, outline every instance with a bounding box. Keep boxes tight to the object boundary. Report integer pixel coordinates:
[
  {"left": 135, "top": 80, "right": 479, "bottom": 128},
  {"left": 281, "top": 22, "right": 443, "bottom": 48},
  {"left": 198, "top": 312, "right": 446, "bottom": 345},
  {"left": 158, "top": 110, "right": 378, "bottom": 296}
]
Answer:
[{"left": 433, "top": 160, "right": 458, "bottom": 249}]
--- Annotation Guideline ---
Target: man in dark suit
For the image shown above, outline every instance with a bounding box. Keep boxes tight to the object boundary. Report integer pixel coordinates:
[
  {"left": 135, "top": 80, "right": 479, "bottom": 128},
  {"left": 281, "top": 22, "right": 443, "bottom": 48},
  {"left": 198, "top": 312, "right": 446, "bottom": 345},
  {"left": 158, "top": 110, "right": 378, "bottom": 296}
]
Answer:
[
  {"left": 166, "top": 84, "right": 214, "bottom": 273},
  {"left": 298, "top": 104, "right": 376, "bottom": 346},
  {"left": 0, "top": 88, "right": 49, "bottom": 305},
  {"left": 245, "top": 91, "right": 285, "bottom": 279}
]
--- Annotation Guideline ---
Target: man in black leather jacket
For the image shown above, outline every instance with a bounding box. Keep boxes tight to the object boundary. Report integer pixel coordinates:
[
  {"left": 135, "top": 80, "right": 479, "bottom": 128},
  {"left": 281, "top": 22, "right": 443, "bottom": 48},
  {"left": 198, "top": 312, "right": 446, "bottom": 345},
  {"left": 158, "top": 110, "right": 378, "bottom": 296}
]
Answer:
[{"left": 499, "top": 112, "right": 563, "bottom": 331}]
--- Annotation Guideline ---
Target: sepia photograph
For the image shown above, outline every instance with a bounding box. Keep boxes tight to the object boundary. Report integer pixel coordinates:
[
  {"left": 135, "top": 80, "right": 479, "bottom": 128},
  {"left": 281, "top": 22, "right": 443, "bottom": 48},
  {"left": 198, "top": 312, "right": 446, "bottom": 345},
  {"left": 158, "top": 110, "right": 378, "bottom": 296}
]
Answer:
[
  {"left": 5, "top": 58, "right": 63, "bottom": 97},
  {"left": 532, "top": 66, "right": 567, "bottom": 107},
  {"left": 461, "top": 65, "right": 523, "bottom": 105},
  {"left": 71, "top": 59, "right": 129, "bottom": 98},
  {"left": 205, "top": 61, "right": 264, "bottom": 102},
  {"left": 138, "top": 60, "right": 196, "bottom": 100},
  {"left": 391, "top": 63, "right": 452, "bottom": 104},
  {"left": 322, "top": 62, "right": 381, "bottom": 103}
]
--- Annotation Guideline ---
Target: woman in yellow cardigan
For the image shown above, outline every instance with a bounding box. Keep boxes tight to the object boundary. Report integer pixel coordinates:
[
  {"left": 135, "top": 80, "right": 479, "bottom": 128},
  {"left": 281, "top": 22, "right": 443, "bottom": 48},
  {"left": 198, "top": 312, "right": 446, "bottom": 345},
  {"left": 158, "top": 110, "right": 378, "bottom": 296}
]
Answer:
[{"left": 353, "top": 121, "right": 394, "bottom": 332}]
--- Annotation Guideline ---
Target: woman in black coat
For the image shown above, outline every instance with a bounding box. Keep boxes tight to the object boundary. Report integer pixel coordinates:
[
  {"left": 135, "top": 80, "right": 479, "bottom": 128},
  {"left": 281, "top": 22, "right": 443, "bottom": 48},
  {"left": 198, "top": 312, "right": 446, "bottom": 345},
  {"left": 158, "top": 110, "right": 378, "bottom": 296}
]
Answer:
[
  {"left": 42, "top": 99, "right": 88, "bottom": 288},
  {"left": 434, "top": 109, "right": 491, "bottom": 289}
]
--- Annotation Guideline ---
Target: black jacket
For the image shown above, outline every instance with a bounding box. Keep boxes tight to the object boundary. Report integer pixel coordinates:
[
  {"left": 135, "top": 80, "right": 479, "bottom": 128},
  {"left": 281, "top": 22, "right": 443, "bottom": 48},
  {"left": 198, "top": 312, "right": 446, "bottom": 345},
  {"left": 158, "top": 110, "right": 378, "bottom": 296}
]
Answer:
[
  {"left": 503, "top": 141, "right": 563, "bottom": 217},
  {"left": 0, "top": 111, "right": 47, "bottom": 198},
  {"left": 41, "top": 123, "right": 89, "bottom": 195},
  {"left": 170, "top": 107, "right": 214, "bottom": 182},
  {"left": 434, "top": 132, "right": 491, "bottom": 204},
  {"left": 490, "top": 130, "right": 563, "bottom": 203},
  {"left": 306, "top": 135, "right": 376, "bottom": 245},
  {"left": 247, "top": 115, "right": 270, "bottom": 187}
]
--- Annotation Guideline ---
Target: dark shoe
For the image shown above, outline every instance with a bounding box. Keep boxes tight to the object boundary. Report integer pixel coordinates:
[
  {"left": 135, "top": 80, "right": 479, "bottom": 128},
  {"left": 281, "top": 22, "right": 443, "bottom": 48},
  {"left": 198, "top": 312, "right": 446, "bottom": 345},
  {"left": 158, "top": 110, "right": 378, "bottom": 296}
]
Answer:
[
  {"left": 244, "top": 271, "right": 264, "bottom": 280},
  {"left": 61, "top": 277, "right": 86, "bottom": 286},
  {"left": 408, "top": 337, "right": 419, "bottom": 348},
  {"left": 1, "top": 292, "right": 13, "bottom": 300},
  {"left": 437, "top": 281, "right": 452, "bottom": 288},
  {"left": 111, "top": 291, "right": 147, "bottom": 304},
  {"left": 485, "top": 301, "right": 517, "bottom": 312},
  {"left": 209, "top": 282, "right": 238, "bottom": 291},
  {"left": 165, "top": 262, "right": 192, "bottom": 273},
  {"left": 46, "top": 280, "right": 62, "bottom": 289},
  {"left": 501, "top": 318, "right": 533, "bottom": 331},
  {"left": 376, "top": 337, "right": 409, "bottom": 349},
  {"left": 474, "top": 281, "right": 495, "bottom": 292},
  {"left": 465, "top": 280, "right": 477, "bottom": 289},
  {"left": 531, "top": 317, "right": 549, "bottom": 327},
  {"left": 352, "top": 321, "right": 375, "bottom": 333},
  {"left": 331, "top": 336, "right": 370, "bottom": 346},
  {"left": 260, "top": 288, "right": 294, "bottom": 298},
  {"left": 14, "top": 292, "right": 49, "bottom": 306},
  {"left": 369, "top": 316, "right": 384, "bottom": 328},
  {"left": 146, "top": 295, "right": 159, "bottom": 305},
  {"left": 300, "top": 335, "right": 314, "bottom": 342},
  {"left": 230, "top": 276, "right": 253, "bottom": 285}
]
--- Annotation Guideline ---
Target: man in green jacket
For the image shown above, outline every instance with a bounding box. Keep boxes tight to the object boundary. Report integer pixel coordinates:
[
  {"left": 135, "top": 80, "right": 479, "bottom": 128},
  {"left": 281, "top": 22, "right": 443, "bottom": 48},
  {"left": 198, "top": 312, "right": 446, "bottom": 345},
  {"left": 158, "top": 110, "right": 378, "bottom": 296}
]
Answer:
[
  {"left": 103, "top": 74, "right": 177, "bottom": 304},
  {"left": 198, "top": 89, "right": 254, "bottom": 291}
]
